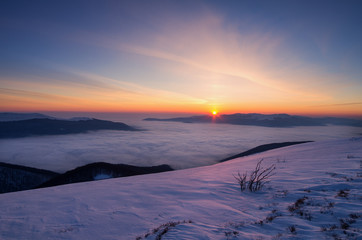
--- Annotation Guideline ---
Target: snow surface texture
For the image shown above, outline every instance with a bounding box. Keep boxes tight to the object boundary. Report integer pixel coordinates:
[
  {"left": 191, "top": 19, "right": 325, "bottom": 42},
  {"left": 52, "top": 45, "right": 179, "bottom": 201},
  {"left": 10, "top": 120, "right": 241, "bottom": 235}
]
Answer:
[{"left": 0, "top": 138, "right": 361, "bottom": 240}]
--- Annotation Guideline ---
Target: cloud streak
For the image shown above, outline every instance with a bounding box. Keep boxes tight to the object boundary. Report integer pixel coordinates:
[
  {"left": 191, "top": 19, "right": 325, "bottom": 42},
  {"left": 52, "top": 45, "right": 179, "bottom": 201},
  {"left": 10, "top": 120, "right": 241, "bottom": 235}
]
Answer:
[
  {"left": 312, "top": 102, "right": 362, "bottom": 107},
  {"left": 67, "top": 9, "right": 345, "bottom": 113},
  {"left": 114, "top": 14, "right": 334, "bottom": 98},
  {"left": 0, "top": 67, "right": 208, "bottom": 112}
]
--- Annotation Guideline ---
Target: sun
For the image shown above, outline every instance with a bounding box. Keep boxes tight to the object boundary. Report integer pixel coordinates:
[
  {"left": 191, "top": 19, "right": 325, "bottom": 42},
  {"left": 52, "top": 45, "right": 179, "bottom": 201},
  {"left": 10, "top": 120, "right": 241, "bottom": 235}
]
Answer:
[{"left": 212, "top": 110, "right": 218, "bottom": 115}]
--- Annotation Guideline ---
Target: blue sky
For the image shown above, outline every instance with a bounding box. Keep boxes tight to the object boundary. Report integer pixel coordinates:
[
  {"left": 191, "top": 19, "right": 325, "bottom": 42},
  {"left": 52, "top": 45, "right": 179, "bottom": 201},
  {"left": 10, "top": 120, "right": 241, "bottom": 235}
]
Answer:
[{"left": 1, "top": 0, "right": 362, "bottom": 116}]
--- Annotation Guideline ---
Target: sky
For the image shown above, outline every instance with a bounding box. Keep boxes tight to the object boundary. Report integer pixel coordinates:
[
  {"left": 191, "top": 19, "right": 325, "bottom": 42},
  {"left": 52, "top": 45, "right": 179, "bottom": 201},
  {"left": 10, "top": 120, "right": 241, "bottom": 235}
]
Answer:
[{"left": 1, "top": 0, "right": 362, "bottom": 117}]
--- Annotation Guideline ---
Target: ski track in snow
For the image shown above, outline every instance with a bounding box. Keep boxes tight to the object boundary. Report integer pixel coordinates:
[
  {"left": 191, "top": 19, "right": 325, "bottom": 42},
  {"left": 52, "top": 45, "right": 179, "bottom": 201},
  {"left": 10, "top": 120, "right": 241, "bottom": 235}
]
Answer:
[{"left": 0, "top": 138, "right": 361, "bottom": 239}]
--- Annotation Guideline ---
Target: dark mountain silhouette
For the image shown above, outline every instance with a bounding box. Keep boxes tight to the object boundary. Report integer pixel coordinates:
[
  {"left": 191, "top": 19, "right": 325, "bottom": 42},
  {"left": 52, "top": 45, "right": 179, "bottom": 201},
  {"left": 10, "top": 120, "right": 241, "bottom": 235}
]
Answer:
[
  {"left": 0, "top": 162, "right": 59, "bottom": 193},
  {"left": 0, "top": 112, "right": 54, "bottom": 121},
  {"left": 0, "top": 161, "right": 173, "bottom": 193},
  {"left": 0, "top": 118, "right": 138, "bottom": 138},
  {"left": 219, "top": 141, "right": 312, "bottom": 162},
  {"left": 38, "top": 162, "right": 173, "bottom": 188},
  {"left": 144, "top": 113, "right": 362, "bottom": 127}
]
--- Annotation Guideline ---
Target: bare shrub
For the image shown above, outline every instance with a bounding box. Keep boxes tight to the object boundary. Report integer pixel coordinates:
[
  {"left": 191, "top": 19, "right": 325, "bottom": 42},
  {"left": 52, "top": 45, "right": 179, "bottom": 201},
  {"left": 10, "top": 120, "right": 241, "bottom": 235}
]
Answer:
[
  {"left": 136, "top": 220, "right": 193, "bottom": 240},
  {"left": 224, "top": 230, "right": 239, "bottom": 239},
  {"left": 287, "top": 225, "right": 296, "bottom": 234},
  {"left": 234, "top": 172, "right": 247, "bottom": 191},
  {"left": 336, "top": 189, "right": 349, "bottom": 198},
  {"left": 234, "top": 159, "right": 276, "bottom": 192}
]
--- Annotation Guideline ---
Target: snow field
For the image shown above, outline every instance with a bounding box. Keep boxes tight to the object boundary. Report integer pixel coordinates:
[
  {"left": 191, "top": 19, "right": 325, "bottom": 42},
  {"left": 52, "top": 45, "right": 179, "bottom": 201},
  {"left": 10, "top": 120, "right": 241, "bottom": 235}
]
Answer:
[{"left": 0, "top": 138, "right": 361, "bottom": 239}]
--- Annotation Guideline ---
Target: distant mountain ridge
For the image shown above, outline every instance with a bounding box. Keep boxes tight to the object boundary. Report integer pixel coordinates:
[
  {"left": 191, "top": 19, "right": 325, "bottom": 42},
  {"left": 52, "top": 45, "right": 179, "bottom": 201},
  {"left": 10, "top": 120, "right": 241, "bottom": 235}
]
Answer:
[
  {"left": 0, "top": 112, "right": 54, "bottom": 121},
  {"left": 0, "top": 162, "right": 59, "bottom": 193},
  {"left": 0, "top": 162, "right": 173, "bottom": 194},
  {"left": 0, "top": 112, "right": 93, "bottom": 122},
  {"left": 38, "top": 162, "right": 173, "bottom": 188},
  {"left": 144, "top": 113, "right": 362, "bottom": 127},
  {"left": 0, "top": 118, "right": 138, "bottom": 138},
  {"left": 219, "top": 141, "right": 312, "bottom": 162}
]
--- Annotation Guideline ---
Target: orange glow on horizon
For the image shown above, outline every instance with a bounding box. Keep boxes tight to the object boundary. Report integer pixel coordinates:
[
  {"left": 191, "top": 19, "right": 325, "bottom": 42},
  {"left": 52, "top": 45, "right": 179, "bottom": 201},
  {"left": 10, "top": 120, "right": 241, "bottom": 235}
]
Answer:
[
  {"left": 1, "top": 7, "right": 362, "bottom": 120},
  {"left": 1, "top": 94, "right": 362, "bottom": 118}
]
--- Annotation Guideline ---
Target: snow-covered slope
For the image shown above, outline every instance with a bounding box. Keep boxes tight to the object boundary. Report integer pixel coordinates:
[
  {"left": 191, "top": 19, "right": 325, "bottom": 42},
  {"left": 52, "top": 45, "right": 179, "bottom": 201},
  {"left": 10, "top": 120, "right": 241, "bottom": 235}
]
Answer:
[{"left": 0, "top": 138, "right": 361, "bottom": 240}]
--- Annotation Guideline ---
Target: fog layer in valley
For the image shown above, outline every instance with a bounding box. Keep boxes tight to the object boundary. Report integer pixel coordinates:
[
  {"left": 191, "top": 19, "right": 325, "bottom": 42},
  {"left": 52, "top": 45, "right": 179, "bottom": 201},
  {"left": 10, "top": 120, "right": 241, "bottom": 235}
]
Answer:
[{"left": 0, "top": 113, "right": 361, "bottom": 172}]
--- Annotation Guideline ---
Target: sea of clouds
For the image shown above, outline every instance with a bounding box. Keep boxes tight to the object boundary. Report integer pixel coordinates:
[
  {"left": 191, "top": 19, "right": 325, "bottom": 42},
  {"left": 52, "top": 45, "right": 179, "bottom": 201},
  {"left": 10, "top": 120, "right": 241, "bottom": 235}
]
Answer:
[{"left": 0, "top": 113, "right": 361, "bottom": 173}]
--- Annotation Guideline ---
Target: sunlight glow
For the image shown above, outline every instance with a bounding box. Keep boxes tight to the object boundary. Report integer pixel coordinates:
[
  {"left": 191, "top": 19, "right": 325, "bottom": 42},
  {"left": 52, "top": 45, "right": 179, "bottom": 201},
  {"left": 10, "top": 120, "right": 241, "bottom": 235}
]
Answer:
[{"left": 1, "top": 2, "right": 361, "bottom": 117}]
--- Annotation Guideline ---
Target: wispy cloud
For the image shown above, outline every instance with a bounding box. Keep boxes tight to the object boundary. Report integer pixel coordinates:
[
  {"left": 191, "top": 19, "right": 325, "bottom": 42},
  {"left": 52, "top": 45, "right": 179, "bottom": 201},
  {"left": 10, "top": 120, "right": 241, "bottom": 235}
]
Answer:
[
  {"left": 78, "top": 11, "right": 336, "bottom": 103},
  {"left": 1, "top": 4, "right": 361, "bottom": 115},
  {"left": 0, "top": 66, "right": 208, "bottom": 112},
  {"left": 71, "top": 70, "right": 208, "bottom": 105},
  {"left": 312, "top": 102, "right": 362, "bottom": 107}
]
